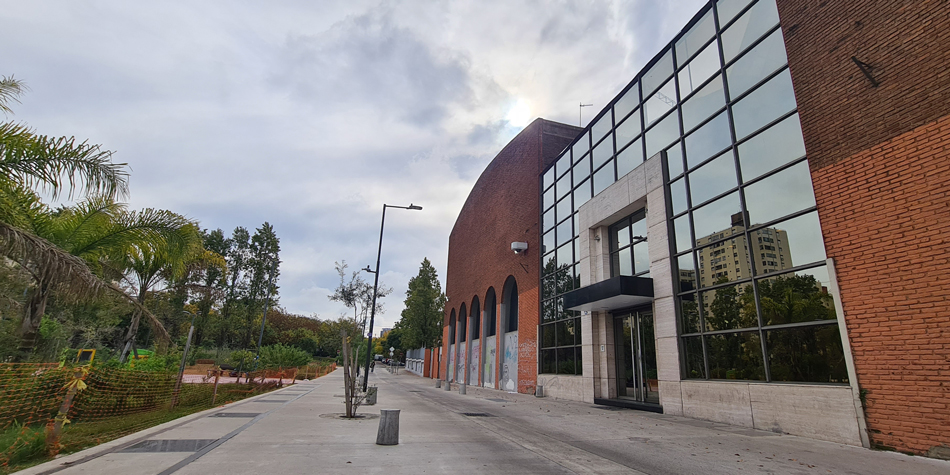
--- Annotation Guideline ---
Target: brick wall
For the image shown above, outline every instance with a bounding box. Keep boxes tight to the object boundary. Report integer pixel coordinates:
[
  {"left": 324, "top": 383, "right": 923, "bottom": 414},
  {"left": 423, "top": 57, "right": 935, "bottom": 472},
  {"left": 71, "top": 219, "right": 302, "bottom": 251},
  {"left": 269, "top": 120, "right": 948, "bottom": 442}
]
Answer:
[
  {"left": 779, "top": 0, "right": 950, "bottom": 455},
  {"left": 442, "top": 119, "right": 580, "bottom": 394},
  {"left": 778, "top": 0, "right": 950, "bottom": 170}
]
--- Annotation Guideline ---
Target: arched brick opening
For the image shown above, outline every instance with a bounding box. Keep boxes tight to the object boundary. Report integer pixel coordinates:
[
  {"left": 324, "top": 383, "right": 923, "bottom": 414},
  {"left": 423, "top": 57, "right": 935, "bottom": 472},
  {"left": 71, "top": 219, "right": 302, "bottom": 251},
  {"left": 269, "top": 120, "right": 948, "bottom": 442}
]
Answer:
[{"left": 500, "top": 276, "right": 519, "bottom": 391}]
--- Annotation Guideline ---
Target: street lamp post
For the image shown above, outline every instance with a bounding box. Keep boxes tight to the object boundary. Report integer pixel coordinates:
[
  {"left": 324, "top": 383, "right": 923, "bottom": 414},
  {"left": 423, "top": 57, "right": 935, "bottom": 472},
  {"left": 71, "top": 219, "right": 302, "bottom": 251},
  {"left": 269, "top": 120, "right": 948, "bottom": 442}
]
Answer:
[
  {"left": 363, "top": 203, "right": 422, "bottom": 391},
  {"left": 253, "top": 258, "right": 279, "bottom": 373}
]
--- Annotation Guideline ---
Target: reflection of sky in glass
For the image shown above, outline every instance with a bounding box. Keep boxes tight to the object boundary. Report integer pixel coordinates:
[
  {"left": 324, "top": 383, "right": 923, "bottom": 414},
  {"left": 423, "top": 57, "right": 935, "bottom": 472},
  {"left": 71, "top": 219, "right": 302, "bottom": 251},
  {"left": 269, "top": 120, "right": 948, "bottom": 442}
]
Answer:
[
  {"left": 689, "top": 150, "right": 738, "bottom": 205},
  {"left": 543, "top": 187, "right": 554, "bottom": 210},
  {"left": 543, "top": 168, "right": 554, "bottom": 190},
  {"left": 744, "top": 161, "right": 815, "bottom": 224},
  {"left": 674, "top": 214, "right": 692, "bottom": 253},
  {"left": 692, "top": 191, "right": 742, "bottom": 241},
  {"left": 667, "top": 142, "right": 684, "bottom": 177},
  {"left": 646, "top": 111, "right": 680, "bottom": 158},
  {"left": 767, "top": 212, "right": 827, "bottom": 266},
  {"left": 671, "top": 177, "right": 688, "bottom": 215},
  {"left": 642, "top": 49, "right": 673, "bottom": 97},
  {"left": 716, "top": 0, "right": 755, "bottom": 26},
  {"left": 726, "top": 28, "right": 786, "bottom": 98},
  {"left": 617, "top": 138, "right": 642, "bottom": 178},
  {"left": 675, "top": 9, "right": 715, "bottom": 66},
  {"left": 614, "top": 84, "right": 639, "bottom": 122},
  {"left": 591, "top": 112, "right": 613, "bottom": 143},
  {"left": 543, "top": 208, "right": 554, "bottom": 231},
  {"left": 573, "top": 178, "right": 592, "bottom": 208},
  {"left": 679, "top": 42, "right": 721, "bottom": 98},
  {"left": 592, "top": 135, "right": 613, "bottom": 169},
  {"left": 720, "top": 0, "right": 779, "bottom": 62},
  {"left": 634, "top": 242, "right": 649, "bottom": 273},
  {"left": 738, "top": 113, "right": 805, "bottom": 181},
  {"left": 556, "top": 217, "right": 572, "bottom": 246},
  {"left": 556, "top": 195, "right": 572, "bottom": 223},
  {"left": 685, "top": 111, "right": 731, "bottom": 168},
  {"left": 543, "top": 230, "right": 554, "bottom": 255},
  {"left": 732, "top": 69, "right": 796, "bottom": 139},
  {"left": 615, "top": 112, "right": 641, "bottom": 149},
  {"left": 556, "top": 172, "right": 571, "bottom": 199},
  {"left": 572, "top": 132, "right": 589, "bottom": 159},
  {"left": 593, "top": 161, "right": 615, "bottom": 196},
  {"left": 555, "top": 153, "right": 571, "bottom": 178},
  {"left": 682, "top": 75, "right": 725, "bottom": 133},
  {"left": 645, "top": 79, "right": 678, "bottom": 126}
]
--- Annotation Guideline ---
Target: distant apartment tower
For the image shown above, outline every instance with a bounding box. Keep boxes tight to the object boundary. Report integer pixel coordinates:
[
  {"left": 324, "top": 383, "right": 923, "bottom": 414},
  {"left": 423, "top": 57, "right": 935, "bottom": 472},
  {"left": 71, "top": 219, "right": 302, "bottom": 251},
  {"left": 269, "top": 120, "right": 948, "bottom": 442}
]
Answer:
[{"left": 696, "top": 212, "right": 792, "bottom": 287}]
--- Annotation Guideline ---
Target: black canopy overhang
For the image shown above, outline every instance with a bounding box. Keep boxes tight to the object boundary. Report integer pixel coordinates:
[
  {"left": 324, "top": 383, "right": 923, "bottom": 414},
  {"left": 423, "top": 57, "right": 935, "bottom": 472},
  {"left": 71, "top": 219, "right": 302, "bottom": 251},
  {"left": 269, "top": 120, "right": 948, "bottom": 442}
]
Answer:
[{"left": 562, "top": 276, "right": 654, "bottom": 312}]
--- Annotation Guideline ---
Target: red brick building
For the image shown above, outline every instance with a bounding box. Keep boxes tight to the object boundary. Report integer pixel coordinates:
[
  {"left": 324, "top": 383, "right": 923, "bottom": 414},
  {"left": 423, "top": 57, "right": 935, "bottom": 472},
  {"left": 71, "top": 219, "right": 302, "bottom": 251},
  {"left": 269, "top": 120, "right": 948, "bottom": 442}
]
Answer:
[{"left": 438, "top": 0, "right": 949, "bottom": 458}]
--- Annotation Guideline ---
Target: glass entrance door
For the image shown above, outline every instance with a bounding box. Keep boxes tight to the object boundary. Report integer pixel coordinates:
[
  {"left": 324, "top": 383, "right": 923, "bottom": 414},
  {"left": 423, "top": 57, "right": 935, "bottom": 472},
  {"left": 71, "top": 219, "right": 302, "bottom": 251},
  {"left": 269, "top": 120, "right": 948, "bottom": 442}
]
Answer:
[{"left": 615, "top": 310, "right": 658, "bottom": 404}]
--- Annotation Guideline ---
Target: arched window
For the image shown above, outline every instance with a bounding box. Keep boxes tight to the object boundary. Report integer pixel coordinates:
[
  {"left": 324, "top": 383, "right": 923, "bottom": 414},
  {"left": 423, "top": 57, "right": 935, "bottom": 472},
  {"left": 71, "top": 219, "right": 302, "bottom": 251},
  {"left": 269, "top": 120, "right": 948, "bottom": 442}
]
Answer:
[
  {"left": 485, "top": 288, "right": 497, "bottom": 337},
  {"left": 471, "top": 296, "right": 481, "bottom": 340},
  {"left": 449, "top": 309, "right": 456, "bottom": 344},
  {"left": 459, "top": 304, "right": 467, "bottom": 342},
  {"left": 502, "top": 276, "right": 518, "bottom": 332}
]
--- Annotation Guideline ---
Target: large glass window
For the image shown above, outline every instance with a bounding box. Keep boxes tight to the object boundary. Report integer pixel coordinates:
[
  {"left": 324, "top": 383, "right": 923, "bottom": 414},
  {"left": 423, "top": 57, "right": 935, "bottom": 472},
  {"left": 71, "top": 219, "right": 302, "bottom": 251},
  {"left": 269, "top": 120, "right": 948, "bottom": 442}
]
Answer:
[
  {"left": 537, "top": 0, "right": 840, "bottom": 384},
  {"left": 609, "top": 211, "right": 650, "bottom": 278}
]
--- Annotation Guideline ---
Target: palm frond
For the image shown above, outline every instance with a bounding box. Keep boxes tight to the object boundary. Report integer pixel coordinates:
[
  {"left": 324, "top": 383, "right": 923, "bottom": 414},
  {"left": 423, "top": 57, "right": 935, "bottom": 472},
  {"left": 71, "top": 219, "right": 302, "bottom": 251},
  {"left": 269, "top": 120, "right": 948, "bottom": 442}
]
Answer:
[
  {"left": 0, "top": 76, "right": 27, "bottom": 115},
  {"left": 0, "top": 122, "right": 129, "bottom": 200},
  {"left": 0, "top": 220, "right": 169, "bottom": 342}
]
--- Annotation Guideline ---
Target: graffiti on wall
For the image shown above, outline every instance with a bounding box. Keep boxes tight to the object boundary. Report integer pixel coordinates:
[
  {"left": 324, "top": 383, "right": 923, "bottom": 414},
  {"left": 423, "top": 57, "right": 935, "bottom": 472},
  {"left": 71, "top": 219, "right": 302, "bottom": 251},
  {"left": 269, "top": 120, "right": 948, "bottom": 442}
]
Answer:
[
  {"left": 503, "top": 331, "right": 518, "bottom": 392},
  {"left": 448, "top": 344, "right": 455, "bottom": 382},
  {"left": 458, "top": 342, "right": 466, "bottom": 384},
  {"left": 470, "top": 339, "right": 480, "bottom": 386},
  {"left": 484, "top": 338, "right": 496, "bottom": 388}
]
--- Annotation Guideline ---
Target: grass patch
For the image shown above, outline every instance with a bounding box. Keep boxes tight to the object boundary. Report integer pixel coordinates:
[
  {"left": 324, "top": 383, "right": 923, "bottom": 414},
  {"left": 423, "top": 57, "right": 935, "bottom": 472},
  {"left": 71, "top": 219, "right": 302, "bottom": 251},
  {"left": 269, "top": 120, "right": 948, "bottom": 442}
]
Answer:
[{"left": 1, "top": 384, "right": 277, "bottom": 474}]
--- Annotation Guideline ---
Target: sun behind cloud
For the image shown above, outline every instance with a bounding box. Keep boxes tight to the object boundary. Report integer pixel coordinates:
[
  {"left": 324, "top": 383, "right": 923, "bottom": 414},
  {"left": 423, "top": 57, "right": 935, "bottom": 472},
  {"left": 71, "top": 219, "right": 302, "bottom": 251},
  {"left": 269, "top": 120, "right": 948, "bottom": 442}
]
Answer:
[{"left": 505, "top": 99, "right": 532, "bottom": 127}]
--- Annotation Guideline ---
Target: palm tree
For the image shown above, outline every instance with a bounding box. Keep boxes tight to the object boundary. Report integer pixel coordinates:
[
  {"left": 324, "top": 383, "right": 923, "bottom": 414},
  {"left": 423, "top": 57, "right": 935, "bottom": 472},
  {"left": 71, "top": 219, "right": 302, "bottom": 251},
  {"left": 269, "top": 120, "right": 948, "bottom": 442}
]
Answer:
[
  {"left": 1, "top": 76, "right": 128, "bottom": 200},
  {"left": 4, "top": 190, "right": 198, "bottom": 353},
  {"left": 114, "top": 224, "right": 223, "bottom": 362}
]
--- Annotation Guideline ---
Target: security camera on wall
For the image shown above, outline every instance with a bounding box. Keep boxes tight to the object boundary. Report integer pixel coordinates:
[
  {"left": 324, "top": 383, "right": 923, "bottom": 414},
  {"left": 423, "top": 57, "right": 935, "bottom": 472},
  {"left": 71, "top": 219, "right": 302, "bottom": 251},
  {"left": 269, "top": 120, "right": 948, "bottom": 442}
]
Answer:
[{"left": 511, "top": 242, "right": 528, "bottom": 255}]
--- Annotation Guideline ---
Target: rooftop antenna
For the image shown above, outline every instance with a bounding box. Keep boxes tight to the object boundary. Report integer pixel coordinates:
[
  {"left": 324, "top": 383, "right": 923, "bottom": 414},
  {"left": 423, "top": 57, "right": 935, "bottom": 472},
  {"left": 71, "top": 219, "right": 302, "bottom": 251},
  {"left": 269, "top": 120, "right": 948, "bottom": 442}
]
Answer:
[{"left": 579, "top": 103, "right": 593, "bottom": 126}]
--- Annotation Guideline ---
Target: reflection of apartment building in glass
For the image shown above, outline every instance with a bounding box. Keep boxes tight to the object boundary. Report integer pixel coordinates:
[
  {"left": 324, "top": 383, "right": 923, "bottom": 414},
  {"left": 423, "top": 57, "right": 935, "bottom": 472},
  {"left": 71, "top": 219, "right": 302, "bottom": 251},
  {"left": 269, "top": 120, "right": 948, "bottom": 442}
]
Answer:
[
  {"left": 696, "top": 212, "right": 792, "bottom": 287},
  {"left": 438, "top": 0, "right": 950, "bottom": 457}
]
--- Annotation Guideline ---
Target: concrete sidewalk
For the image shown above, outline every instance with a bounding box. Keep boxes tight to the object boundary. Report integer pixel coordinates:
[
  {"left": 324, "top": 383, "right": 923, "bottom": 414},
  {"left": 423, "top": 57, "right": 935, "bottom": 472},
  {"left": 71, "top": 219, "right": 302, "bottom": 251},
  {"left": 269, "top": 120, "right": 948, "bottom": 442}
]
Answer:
[{"left": 19, "top": 368, "right": 950, "bottom": 474}]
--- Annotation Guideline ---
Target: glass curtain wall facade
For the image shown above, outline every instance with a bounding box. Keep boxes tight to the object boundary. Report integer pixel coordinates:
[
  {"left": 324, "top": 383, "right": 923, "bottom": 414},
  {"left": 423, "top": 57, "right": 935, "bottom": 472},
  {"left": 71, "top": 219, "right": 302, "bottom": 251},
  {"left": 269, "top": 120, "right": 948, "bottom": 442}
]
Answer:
[{"left": 540, "top": 0, "right": 847, "bottom": 383}]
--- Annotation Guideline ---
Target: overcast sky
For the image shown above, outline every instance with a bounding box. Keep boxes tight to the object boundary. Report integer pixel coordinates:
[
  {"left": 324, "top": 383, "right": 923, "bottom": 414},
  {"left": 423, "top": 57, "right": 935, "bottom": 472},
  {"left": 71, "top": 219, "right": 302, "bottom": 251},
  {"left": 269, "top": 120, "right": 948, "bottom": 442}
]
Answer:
[{"left": 1, "top": 0, "right": 706, "bottom": 334}]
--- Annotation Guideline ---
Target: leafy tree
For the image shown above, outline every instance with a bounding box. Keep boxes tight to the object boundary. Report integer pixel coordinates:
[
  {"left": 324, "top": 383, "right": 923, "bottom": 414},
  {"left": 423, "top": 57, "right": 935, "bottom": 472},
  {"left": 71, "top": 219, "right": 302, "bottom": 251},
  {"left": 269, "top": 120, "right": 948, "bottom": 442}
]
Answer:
[
  {"left": 217, "top": 226, "right": 251, "bottom": 348},
  {"left": 399, "top": 258, "right": 446, "bottom": 349},
  {"left": 329, "top": 260, "right": 391, "bottom": 336}
]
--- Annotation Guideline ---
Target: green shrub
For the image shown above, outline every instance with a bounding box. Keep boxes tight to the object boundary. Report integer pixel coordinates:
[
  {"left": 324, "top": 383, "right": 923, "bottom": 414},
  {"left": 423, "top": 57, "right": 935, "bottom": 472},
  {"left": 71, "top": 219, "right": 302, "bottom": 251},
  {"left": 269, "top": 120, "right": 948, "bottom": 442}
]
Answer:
[{"left": 258, "top": 344, "right": 311, "bottom": 369}]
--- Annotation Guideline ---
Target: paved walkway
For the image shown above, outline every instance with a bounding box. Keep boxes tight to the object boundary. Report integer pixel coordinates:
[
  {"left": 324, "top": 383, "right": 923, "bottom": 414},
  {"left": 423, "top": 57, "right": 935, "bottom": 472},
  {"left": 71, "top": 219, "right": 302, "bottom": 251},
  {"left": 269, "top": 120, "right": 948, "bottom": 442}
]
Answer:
[{"left": 19, "top": 369, "right": 950, "bottom": 474}]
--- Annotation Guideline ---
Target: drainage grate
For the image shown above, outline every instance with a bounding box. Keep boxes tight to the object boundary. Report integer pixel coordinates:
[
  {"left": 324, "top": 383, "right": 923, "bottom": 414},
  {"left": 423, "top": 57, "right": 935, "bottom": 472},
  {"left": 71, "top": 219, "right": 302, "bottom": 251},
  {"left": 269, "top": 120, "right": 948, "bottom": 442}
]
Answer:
[
  {"left": 256, "top": 399, "right": 290, "bottom": 403},
  {"left": 209, "top": 412, "right": 260, "bottom": 418},
  {"left": 408, "top": 390, "right": 422, "bottom": 393},
  {"left": 460, "top": 412, "right": 494, "bottom": 417},
  {"left": 120, "top": 439, "right": 217, "bottom": 453},
  {"left": 486, "top": 398, "right": 508, "bottom": 403},
  {"left": 592, "top": 406, "right": 625, "bottom": 411}
]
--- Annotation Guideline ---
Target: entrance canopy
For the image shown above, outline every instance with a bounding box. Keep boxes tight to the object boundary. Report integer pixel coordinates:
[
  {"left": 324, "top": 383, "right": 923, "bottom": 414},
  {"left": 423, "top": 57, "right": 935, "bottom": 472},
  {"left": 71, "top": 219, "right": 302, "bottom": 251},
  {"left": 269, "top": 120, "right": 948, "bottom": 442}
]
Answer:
[{"left": 563, "top": 276, "right": 654, "bottom": 312}]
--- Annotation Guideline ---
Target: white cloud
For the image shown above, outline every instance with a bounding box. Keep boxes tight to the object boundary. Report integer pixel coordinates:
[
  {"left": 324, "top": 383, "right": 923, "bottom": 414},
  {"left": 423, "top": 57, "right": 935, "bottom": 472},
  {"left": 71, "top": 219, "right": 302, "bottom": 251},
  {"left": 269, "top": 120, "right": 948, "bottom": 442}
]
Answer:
[{"left": 1, "top": 0, "right": 709, "bottom": 334}]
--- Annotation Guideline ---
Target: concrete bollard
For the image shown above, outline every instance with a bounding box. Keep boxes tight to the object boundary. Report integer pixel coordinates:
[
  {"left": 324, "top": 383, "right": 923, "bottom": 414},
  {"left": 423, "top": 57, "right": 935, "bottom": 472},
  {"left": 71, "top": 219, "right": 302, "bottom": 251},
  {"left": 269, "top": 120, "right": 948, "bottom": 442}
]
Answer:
[
  {"left": 459, "top": 382, "right": 466, "bottom": 395},
  {"left": 443, "top": 381, "right": 451, "bottom": 391},
  {"left": 436, "top": 380, "right": 442, "bottom": 388},
  {"left": 365, "top": 386, "right": 378, "bottom": 405},
  {"left": 376, "top": 409, "right": 400, "bottom": 445}
]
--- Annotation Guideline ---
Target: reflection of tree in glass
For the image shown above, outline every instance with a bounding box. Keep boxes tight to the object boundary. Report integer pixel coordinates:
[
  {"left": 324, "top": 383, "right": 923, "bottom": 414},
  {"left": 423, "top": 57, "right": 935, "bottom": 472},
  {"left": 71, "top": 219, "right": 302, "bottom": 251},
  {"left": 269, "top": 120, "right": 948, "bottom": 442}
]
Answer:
[
  {"left": 543, "top": 257, "right": 579, "bottom": 320},
  {"left": 704, "top": 278, "right": 757, "bottom": 331},
  {"left": 680, "top": 297, "right": 700, "bottom": 333},
  {"left": 755, "top": 273, "right": 846, "bottom": 382},
  {"left": 755, "top": 274, "right": 834, "bottom": 325}
]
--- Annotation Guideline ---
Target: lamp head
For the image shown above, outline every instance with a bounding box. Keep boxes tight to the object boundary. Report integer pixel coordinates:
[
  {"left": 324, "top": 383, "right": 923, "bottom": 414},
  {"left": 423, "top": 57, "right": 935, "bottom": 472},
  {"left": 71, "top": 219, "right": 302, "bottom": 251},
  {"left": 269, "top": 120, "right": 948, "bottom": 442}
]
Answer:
[{"left": 408, "top": 204, "right": 422, "bottom": 210}]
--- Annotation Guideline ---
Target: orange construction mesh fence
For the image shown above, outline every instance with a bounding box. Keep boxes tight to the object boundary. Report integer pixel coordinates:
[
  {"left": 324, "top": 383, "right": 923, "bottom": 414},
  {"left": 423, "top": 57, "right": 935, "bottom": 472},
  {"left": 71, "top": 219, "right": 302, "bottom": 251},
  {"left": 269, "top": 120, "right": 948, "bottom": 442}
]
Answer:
[{"left": 0, "top": 362, "right": 335, "bottom": 473}]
